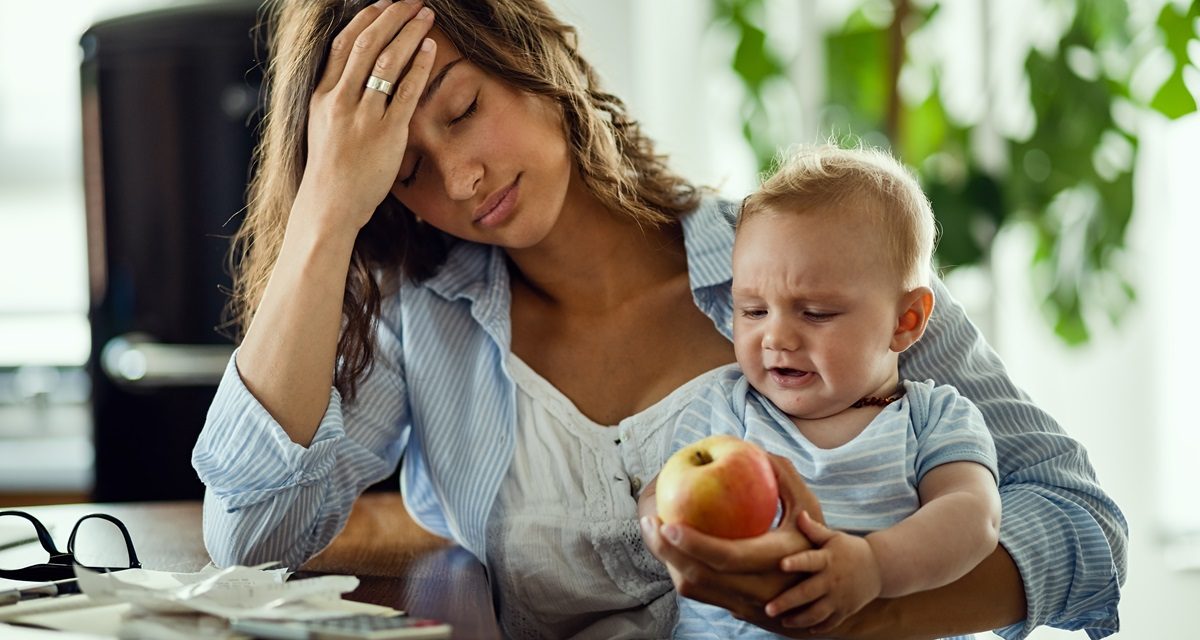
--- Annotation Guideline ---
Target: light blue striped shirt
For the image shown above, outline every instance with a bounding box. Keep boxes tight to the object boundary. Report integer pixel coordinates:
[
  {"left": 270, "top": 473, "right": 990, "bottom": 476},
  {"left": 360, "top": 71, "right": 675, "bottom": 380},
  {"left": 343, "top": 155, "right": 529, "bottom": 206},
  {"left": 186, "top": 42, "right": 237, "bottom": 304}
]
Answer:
[
  {"left": 669, "top": 372, "right": 998, "bottom": 639},
  {"left": 192, "top": 197, "right": 1126, "bottom": 639}
]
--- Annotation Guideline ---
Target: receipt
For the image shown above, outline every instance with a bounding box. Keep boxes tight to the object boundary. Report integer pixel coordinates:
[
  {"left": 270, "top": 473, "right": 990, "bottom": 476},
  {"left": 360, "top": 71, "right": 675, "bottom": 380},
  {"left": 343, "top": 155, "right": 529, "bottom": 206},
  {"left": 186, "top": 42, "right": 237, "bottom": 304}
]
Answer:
[
  {"left": 0, "top": 565, "right": 390, "bottom": 638},
  {"left": 74, "top": 564, "right": 367, "bottom": 619}
]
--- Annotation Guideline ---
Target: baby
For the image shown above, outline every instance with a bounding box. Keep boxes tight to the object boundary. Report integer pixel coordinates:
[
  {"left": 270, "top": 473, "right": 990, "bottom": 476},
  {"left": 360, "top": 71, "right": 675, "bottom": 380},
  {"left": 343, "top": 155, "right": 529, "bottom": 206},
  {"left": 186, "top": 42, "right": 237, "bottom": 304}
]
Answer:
[{"left": 646, "top": 144, "right": 1001, "bottom": 639}]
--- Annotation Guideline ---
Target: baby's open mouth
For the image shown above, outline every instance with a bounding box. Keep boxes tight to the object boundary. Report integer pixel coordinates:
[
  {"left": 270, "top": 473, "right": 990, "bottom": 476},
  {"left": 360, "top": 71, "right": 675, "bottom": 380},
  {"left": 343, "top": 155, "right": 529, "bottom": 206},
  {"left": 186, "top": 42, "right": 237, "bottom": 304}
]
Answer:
[{"left": 771, "top": 367, "right": 809, "bottom": 377}]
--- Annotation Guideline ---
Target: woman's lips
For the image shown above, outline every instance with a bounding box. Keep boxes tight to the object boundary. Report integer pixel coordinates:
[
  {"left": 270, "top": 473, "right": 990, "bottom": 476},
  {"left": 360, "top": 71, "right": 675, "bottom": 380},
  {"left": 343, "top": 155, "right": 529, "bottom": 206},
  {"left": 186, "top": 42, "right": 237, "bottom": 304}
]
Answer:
[{"left": 474, "top": 176, "right": 520, "bottom": 228}]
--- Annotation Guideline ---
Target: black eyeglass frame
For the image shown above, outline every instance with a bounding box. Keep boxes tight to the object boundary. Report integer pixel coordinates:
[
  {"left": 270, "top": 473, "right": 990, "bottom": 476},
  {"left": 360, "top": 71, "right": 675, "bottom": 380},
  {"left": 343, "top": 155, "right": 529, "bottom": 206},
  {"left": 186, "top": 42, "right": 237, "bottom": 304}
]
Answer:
[{"left": 0, "top": 510, "right": 142, "bottom": 583}]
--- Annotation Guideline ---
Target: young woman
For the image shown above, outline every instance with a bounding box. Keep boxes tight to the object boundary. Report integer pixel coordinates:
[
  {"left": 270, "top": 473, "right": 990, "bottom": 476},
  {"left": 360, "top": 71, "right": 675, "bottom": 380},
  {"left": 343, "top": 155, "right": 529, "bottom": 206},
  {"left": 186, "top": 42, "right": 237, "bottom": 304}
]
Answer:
[{"left": 192, "top": 1, "right": 1127, "bottom": 637}]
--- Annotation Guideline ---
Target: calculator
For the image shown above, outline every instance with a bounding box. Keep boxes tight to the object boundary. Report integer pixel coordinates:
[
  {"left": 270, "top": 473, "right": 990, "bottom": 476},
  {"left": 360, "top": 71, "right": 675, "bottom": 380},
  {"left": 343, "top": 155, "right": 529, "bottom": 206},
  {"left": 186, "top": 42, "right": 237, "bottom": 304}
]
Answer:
[{"left": 230, "top": 613, "right": 452, "bottom": 640}]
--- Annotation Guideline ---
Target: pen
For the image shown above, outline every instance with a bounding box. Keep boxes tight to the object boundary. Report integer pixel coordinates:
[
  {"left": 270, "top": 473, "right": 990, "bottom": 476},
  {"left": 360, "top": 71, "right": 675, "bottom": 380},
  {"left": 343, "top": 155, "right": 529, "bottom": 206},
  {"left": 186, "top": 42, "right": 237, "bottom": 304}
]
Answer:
[{"left": 0, "top": 577, "right": 79, "bottom": 606}]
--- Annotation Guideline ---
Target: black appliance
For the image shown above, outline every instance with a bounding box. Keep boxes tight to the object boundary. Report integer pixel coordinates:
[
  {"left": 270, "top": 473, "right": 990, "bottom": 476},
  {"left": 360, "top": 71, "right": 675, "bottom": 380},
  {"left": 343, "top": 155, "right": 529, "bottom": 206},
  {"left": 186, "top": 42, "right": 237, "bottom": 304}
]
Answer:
[{"left": 80, "top": 2, "right": 262, "bottom": 501}]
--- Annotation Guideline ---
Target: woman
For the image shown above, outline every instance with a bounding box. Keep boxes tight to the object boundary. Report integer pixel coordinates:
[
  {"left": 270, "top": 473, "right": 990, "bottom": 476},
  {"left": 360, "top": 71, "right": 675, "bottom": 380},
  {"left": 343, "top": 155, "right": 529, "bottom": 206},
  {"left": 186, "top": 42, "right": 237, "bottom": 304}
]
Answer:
[{"left": 192, "top": 0, "right": 1126, "bottom": 638}]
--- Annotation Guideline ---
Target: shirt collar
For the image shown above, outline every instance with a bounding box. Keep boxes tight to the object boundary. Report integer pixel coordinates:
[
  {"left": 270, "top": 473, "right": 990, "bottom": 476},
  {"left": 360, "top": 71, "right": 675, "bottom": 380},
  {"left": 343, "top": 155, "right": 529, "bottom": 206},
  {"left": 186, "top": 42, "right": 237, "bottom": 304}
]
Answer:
[{"left": 422, "top": 241, "right": 497, "bottom": 303}]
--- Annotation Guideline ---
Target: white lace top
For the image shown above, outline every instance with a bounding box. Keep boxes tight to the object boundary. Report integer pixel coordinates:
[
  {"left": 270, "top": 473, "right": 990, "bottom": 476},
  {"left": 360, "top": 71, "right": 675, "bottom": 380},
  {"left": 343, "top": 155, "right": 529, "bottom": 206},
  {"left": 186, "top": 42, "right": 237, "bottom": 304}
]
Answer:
[{"left": 486, "top": 354, "right": 725, "bottom": 639}]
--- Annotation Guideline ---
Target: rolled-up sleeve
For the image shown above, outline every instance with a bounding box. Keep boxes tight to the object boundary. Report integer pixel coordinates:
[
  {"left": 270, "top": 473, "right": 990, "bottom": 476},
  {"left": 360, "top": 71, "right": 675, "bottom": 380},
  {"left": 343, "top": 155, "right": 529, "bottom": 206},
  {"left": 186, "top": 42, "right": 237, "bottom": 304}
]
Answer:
[
  {"left": 192, "top": 309, "right": 412, "bottom": 571},
  {"left": 900, "top": 278, "right": 1127, "bottom": 639}
]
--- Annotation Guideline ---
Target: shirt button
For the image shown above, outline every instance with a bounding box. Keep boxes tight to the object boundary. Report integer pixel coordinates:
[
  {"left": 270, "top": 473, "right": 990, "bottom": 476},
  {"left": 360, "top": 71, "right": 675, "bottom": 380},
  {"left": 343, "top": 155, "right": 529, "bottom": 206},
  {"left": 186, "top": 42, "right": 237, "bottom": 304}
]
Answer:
[{"left": 630, "top": 476, "right": 643, "bottom": 494}]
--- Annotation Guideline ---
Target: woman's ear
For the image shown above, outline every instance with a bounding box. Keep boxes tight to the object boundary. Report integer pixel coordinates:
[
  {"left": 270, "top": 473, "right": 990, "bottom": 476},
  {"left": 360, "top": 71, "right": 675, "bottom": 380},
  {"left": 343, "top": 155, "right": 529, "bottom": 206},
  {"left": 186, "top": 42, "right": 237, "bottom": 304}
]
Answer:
[{"left": 891, "top": 286, "right": 934, "bottom": 353}]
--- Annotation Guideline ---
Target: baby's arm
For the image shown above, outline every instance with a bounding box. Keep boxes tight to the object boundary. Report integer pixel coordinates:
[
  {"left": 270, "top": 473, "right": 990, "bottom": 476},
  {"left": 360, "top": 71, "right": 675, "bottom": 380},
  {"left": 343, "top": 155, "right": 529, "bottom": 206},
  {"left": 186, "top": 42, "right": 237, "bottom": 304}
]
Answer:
[
  {"left": 867, "top": 460, "right": 1000, "bottom": 594},
  {"left": 767, "top": 460, "right": 1000, "bottom": 631}
]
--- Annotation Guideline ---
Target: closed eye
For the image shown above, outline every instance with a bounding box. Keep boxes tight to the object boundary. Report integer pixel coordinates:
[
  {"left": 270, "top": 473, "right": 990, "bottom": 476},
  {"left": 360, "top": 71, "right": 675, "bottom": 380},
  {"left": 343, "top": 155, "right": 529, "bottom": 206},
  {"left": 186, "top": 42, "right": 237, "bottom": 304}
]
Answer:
[
  {"left": 399, "top": 158, "right": 422, "bottom": 188},
  {"left": 740, "top": 308, "right": 767, "bottom": 320},
  {"left": 399, "top": 97, "right": 478, "bottom": 188},
  {"left": 450, "top": 96, "right": 478, "bottom": 126},
  {"left": 804, "top": 311, "right": 836, "bottom": 321}
]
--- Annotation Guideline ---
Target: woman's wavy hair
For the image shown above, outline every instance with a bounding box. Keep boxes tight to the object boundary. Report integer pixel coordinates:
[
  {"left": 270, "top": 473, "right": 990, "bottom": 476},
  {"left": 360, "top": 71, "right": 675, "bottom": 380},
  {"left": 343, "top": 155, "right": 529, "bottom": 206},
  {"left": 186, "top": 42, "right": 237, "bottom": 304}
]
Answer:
[{"left": 231, "top": 0, "right": 701, "bottom": 401}]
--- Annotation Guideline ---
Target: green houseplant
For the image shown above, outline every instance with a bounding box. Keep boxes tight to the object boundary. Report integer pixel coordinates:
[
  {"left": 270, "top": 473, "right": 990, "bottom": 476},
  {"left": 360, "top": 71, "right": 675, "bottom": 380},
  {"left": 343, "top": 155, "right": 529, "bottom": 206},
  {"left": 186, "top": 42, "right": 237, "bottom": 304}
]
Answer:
[{"left": 712, "top": 0, "right": 1199, "bottom": 343}]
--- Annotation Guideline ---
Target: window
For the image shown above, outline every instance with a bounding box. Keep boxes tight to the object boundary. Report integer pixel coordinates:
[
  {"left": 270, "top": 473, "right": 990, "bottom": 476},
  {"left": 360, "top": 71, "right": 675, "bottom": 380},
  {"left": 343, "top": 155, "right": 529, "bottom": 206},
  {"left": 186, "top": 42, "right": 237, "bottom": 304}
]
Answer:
[
  {"left": 0, "top": 1, "right": 194, "bottom": 367},
  {"left": 0, "top": 0, "right": 192, "bottom": 494}
]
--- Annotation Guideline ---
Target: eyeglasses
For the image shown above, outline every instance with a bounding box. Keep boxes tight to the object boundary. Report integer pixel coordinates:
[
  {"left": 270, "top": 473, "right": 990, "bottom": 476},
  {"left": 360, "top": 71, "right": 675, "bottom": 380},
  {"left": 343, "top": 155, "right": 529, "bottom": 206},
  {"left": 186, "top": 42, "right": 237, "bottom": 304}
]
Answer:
[{"left": 0, "top": 510, "right": 141, "bottom": 586}]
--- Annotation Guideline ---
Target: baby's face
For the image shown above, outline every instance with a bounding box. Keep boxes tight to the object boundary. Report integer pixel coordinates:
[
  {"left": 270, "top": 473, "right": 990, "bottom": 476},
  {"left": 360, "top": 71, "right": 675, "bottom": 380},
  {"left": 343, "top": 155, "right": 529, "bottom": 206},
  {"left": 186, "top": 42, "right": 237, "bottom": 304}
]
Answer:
[{"left": 731, "top": 206, "right": 904, "bottom": 420}]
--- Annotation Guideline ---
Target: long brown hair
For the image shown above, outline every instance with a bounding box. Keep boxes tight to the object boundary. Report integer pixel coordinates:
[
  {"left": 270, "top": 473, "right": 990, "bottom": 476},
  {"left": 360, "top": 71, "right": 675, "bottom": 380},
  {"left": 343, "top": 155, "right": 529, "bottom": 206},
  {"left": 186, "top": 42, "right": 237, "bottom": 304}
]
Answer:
[{"left": 231, "top": 0, "right": 701, "bottom": 400}]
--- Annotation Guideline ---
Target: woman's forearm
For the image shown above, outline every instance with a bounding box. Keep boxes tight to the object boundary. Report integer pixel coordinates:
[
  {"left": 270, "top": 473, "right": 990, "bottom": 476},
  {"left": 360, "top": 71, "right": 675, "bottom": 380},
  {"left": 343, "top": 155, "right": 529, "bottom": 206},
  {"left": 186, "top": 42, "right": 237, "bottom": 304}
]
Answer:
[
  {"left": 840, "top": 544, "right": 1025, "bottom": 640},
  {"left": 237, "top": 212, "right": 358, "bottom": 446},
  {"left": 893, "top": 278, "right": 1126, "bottom": 636}
]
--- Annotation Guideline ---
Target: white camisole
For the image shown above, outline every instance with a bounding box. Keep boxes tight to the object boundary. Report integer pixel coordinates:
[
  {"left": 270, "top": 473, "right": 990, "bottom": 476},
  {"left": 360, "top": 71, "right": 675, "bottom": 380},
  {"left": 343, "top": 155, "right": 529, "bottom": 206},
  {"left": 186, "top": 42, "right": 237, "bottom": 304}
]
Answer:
[{"left": 485, "top": 354, "right": 725, "bottom": 639}]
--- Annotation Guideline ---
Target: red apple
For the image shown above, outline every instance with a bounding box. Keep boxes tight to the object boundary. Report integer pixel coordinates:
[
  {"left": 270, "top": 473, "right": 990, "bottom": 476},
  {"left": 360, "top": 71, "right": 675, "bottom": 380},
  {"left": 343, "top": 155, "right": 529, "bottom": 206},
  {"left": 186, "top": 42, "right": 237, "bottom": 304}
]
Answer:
[{"left": 656, "top": 435, "right": 779, "bottom": 538}]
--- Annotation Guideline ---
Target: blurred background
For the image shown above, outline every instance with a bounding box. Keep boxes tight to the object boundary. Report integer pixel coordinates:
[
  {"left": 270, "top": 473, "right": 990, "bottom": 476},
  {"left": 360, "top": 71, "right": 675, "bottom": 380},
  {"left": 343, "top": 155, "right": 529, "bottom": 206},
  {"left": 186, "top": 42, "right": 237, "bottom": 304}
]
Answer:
[{"left": 0, "top": 0, "right": 1195, "bottom": 636}]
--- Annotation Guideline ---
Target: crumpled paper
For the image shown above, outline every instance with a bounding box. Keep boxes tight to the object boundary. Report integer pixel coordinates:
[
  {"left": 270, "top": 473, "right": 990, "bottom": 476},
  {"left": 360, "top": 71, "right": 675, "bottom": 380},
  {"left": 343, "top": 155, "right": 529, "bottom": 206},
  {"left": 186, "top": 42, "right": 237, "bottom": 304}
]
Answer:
[
  {"left": 74, "top": 563, "right": 363, "bottom": 620},
  {"left": 0, "top": 564, "right": 395, "bottom": 640}
]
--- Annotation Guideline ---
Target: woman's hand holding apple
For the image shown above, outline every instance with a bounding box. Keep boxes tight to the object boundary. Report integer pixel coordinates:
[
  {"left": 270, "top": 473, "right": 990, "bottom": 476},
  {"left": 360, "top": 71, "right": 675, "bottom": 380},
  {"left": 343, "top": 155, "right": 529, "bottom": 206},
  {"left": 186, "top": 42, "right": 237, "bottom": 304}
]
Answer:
[{"left": 638, "top": 450, "right": 828, "bottom": 629}]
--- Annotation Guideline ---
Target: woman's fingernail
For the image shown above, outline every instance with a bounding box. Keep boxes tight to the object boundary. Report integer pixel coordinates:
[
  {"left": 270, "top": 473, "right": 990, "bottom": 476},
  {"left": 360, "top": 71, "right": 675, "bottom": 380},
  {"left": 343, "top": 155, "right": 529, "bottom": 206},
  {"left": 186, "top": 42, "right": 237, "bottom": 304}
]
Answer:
[
  {"left": 663, "top": 524, "right": 681, "bottom": 544},
  {"left": 417, "top": 7, "right": 433, "bottom": 19},
  {"left": 639, "top": 517, "right": 653, "bottom": 537}
]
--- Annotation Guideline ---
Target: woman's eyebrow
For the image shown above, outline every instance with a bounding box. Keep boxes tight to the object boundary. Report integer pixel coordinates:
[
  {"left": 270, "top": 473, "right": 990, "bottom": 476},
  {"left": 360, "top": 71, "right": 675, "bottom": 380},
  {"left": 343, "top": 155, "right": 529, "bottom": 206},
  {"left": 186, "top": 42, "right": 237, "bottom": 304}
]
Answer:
[{"left": 420, "top": 58, "right": 463, "bottom": 107}]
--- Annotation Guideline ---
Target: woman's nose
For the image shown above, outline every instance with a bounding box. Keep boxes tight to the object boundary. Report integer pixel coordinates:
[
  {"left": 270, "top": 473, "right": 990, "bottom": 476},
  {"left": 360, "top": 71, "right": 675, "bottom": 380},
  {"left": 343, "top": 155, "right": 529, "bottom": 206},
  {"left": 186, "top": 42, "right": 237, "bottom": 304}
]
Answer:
[{"left": 436, "top": 150, "right": 483, "bottom": 202}]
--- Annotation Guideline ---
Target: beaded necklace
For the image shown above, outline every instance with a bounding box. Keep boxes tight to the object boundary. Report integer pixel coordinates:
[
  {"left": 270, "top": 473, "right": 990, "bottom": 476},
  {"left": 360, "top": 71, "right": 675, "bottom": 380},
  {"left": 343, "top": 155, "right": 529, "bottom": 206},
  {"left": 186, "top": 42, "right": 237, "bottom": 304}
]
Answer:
[{"left": 850, "top": 388, "right": 905, "bottom": 408}]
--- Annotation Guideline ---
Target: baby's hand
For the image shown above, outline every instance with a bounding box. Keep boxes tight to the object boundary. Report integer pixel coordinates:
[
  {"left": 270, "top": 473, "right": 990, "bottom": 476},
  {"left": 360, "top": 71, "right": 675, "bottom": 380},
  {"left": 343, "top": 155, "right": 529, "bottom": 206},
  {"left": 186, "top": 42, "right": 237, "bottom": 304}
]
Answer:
[{"left": 764, "top": 511, "right": 882, "bottom": 632}]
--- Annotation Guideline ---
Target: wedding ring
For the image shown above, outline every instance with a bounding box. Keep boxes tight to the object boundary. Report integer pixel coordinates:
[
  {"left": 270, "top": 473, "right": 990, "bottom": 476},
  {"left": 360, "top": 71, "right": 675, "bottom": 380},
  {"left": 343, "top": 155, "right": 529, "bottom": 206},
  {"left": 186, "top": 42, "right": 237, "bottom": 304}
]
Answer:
[{"left": 365, "top": 75, "right": 394, "bottom": 96}]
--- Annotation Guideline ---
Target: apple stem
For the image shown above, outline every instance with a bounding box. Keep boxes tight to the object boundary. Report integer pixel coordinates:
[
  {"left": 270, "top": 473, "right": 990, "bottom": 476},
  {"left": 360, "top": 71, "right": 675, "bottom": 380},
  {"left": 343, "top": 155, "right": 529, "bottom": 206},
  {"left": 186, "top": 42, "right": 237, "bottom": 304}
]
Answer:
[{"left": 691, "top": 450, "right": 713, "bottom": 466}]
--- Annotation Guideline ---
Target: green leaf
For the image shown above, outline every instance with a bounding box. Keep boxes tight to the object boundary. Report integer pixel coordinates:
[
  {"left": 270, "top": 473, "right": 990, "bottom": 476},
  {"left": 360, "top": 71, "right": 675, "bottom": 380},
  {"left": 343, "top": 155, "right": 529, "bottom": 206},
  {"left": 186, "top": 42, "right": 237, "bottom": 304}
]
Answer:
[
  {"left": 1151, "top": 68, "right": 1199, "bottom": 118},
  {"left": 965, "top": 169, "right": 1005, "bottom": 228},
  {"left": 731, "top": 20, "right": 785, "bottom": 94},
  {"left": 1149, "top": 1, "right": 1200, "bottom": 119},
  {"left": 1078, "top": 0, "right": 1130, "bottom": 46},
  {"left": 926, "top": 177, "right": 984, "bottom": 269},
  {"left": 1158, "top": 1, "right": 1200, "bottom": 61},
  {"left": 899, "top": 91, "right": 947, "bottom": 166},
  {"left": 1053, "top": 304, "right": 1091, "bottom": 345},
  {"left": 711, "top": 0, "right": 737, "bottom": 22},
  {"left": 824, "top": 15, "right": 888, "bottom": 129}
]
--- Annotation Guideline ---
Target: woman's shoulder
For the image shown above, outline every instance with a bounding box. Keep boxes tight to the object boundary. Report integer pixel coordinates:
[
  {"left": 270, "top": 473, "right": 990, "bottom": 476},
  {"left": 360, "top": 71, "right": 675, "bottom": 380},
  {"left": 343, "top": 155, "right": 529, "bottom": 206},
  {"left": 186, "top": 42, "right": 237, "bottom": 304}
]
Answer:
[
  {"left": 680, "top": 195, "right": 738, "bottom": 291},
  {"left": 681, "top": 195, "right": 739, "bottom": 231}
]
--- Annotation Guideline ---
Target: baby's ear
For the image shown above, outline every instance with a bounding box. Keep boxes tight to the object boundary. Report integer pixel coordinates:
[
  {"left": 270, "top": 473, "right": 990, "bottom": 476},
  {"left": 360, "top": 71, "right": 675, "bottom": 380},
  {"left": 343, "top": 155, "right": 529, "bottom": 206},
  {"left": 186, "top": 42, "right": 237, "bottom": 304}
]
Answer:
[{"left": 891, "top": 287, "right": 934, "bottom": 353}]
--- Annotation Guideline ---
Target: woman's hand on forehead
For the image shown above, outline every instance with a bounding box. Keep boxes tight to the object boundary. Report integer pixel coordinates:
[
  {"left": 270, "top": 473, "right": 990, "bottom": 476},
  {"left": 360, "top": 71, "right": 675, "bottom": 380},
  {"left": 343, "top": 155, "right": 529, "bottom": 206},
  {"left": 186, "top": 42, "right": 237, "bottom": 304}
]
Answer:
[{"left": 296, "top": 0, "right": 438, "bottom": 235}]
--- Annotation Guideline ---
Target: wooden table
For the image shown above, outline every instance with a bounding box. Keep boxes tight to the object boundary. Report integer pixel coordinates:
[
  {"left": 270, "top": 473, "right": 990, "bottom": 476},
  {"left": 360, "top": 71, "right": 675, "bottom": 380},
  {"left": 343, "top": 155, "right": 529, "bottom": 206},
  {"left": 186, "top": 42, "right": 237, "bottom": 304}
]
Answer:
[{"left": 8, "top": 494, "right": 500, "bottom": 639}]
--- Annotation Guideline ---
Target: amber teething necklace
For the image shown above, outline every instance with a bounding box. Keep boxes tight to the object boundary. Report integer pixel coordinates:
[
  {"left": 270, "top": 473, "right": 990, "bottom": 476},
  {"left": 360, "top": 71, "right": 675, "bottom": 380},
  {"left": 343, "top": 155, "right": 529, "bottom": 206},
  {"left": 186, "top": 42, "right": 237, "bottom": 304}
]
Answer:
[{"left": 850, "top": 388, "right": 905, "bottom": 408}]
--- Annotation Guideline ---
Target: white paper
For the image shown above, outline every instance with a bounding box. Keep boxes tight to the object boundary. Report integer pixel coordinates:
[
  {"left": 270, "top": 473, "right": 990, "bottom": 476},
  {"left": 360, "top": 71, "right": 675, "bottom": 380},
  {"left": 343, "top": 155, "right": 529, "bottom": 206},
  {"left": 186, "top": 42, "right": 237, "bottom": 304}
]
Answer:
[
  {"left": 73, "top": 564, "right": 362, "bottom": 620},
  {"left": 12, "top": 602, "right": 131, "bottom": 636},
  {"left": 0, "top": 564, "right": 396, "bottom": 639},
  {"left": 117, "top": 613, "right": 242, "bottom": 640},
  {"left": 0, "top": 594, "right": 100, "bottom": 622},
  {"left": 0, "top": 621, "right": 108, "bottom": 639}
]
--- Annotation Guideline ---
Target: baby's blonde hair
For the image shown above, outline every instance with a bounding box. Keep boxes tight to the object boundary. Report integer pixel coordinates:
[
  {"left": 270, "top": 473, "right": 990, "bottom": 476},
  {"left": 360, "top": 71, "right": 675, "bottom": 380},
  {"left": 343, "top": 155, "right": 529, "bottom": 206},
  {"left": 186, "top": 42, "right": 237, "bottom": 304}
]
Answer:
[{"left": 739, "top": 144, "right": 936, "bottom": 290}]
